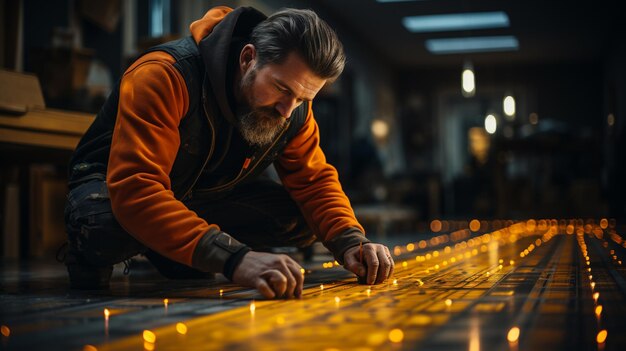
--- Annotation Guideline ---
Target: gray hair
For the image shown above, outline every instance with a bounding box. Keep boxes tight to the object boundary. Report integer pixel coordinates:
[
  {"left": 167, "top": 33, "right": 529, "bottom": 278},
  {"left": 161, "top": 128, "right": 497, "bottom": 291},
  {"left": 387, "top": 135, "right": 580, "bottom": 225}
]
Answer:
[{"left": 251, "top": 8, "right": 346, "bottom": 82}]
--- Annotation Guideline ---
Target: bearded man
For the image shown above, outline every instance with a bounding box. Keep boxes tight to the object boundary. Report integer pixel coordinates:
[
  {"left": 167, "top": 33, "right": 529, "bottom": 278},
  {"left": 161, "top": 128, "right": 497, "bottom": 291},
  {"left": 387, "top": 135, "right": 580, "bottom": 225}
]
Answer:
[{"left": 63, "top": 6, "right": 394, "bottom": 298}]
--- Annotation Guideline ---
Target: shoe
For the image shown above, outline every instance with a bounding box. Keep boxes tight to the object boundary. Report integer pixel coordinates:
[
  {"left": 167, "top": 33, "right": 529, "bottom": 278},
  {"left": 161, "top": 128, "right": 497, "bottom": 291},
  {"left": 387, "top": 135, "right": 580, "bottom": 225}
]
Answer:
[{"left": 59, "top": 243, "right": 113, "bottom": 290}]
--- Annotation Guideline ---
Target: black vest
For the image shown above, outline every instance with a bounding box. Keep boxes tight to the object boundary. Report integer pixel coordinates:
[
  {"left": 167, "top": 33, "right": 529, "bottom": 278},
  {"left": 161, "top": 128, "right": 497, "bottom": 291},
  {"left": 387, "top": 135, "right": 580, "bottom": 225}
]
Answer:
[{"left": 68, "top": 36, "right": 309, "bottom": 200}]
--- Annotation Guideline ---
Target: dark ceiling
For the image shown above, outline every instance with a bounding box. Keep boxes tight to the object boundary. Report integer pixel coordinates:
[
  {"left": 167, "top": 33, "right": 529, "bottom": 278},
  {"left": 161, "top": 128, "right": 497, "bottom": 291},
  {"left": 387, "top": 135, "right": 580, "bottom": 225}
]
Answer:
[{"left": 315, "top": 0, "right": 622, "bottom": 69}]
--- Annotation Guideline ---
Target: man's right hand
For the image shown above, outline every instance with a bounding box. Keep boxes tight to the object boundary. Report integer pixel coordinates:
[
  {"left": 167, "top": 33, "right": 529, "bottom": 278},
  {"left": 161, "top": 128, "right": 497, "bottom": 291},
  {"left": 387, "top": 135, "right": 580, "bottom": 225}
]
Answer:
[{"left": 232, "top": 251, "right": 304, "bottom": 299}]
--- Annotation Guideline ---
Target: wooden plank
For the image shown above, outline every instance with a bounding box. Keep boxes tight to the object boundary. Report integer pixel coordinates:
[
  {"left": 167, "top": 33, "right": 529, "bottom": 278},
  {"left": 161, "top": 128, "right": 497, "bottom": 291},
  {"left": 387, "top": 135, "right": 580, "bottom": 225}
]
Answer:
[
  {"left": 0, "top": 128, "right": 81, "bottom": 150},
  {"left": 0, "top": 108, "right": 94, "bottom": 136}
]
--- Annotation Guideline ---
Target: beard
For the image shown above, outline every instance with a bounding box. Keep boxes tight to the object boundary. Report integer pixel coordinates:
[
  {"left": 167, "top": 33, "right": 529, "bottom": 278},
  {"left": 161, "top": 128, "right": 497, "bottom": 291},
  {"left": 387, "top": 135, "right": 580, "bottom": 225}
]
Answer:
[{"left": 236, "top": 68, "right": 287, "bottom": 147}]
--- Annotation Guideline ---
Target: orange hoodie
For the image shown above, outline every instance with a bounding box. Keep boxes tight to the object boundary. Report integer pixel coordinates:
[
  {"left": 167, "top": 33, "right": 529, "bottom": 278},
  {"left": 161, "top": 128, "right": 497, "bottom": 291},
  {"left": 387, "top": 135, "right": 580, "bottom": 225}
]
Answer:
[{"left": 106, "top": 6, "right": 366, "bottom": 270}]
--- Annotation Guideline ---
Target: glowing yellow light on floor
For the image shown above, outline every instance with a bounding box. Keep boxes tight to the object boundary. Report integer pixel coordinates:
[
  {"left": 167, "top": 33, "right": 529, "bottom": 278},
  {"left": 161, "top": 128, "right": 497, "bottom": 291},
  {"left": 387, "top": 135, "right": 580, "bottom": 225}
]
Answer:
[
  {"left": 388, "top": 328, "right": 404, "bottom": 343},
  {"left": 143, "top": 330, "right": 156, "bottom": 344},
  {"left": 593, "top": 292, "right": 600, "bottom": 303},
  {"left": 83, "top": 345, "right": 97, "bottom": 351},
  {"left": 445, "top": 299, "right": 452, "bottom": 307},
  {"left": 510, "top": 260, "right": 515, "bottom": 266},
  {"left": 600, "top": 218, "right": 608, "bottom": 229},
  {"left": 591, "top": 282, "right": 595, "bottom": 290},
  {"left": 144, "top": 341, "right": 155, "bottom": 351},
  {"left": 503, "top": 95, "right": 516, "bottom": 118},
  {"left": 507, "top": 327, "right": 520, "bottom": 343},
  {"left": 597, "top": 329, "right": 607, "bottom": 344},
  {"left": 1, "top": 325, "right": 10, "bottom": 337},
  {"left": 249, "top": 301, "right": 256, "bottom": 315},
  {"left": 435, "top": 264, "right": 440, "bottom": 270},
  {"left": 588, "top": 268, "right": 592, "bottom": 272},
  {"left": 430, "top": 220, "right": 442, "bottom": 232},
  {"left": 176, "top": 322, "right": 187, "bottom": 335},
  {"left": 402, "top": 261, "right": 408, "bottom": 268},
  {"left": 485, "top": 114, "right": 497, "bottom": 134},
  {"left": 366, "top": 288, "right": 372, "bottom": 297},
  {"left": 469, "top": 219, "right": 480, "bottom": 232},
  {"left": 334, "top": 296, "right": 341, "bottom": 305},
  {"left": 393, "top": 279, "right": 398, "bottom": 286},
  {"left": 416, "top": 279, "right": 424, "bottom": 286},
  {"left": 103, "top": 308, "right": 110, "bottom": 319},
  {"left": 219, "top": 289, "right": 224, "bottom": 297},
  {"left": 320, "top": 284, "right": 324, "bottom": 290},
  {"left": 163, "top": 299, "right": 168, "bottom": 307},
  {"left": 276, "top": 316, "right": 285, "bottom": 325},
  {"left": 595, "top": 305, "right": 602, "bottom": 317}
]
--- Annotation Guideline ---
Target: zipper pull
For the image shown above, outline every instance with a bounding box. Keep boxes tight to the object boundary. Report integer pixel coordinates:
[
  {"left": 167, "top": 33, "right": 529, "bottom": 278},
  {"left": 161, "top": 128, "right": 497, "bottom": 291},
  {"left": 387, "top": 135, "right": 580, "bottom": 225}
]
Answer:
[{"left": 242, "top": 157, "right": 252, "bottom": 170}]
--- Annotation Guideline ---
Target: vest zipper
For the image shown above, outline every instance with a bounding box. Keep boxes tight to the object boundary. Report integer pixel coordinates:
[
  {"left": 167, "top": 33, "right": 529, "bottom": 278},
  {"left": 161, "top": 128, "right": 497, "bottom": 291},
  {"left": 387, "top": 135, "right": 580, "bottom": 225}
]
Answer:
[
  {"left": 180, "top": 85, "right": 217, "bottom": 201},
  {"left": 194, "top": 120, "right": 291, "bottom": 194}
]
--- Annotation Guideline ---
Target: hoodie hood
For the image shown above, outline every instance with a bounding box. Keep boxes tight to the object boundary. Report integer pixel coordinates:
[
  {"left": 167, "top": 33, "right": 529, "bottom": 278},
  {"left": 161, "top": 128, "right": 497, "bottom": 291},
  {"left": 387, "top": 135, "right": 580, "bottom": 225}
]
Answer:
[{"left": 190, "top": 6, "right": 267, "bottom": 125}]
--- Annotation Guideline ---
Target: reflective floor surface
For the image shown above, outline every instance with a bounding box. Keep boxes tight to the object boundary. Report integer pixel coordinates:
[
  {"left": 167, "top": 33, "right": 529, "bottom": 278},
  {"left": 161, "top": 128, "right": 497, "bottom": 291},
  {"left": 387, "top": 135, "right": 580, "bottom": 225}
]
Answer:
[{"left": 1, "top": 219, "right": 625, "bottom": 351}]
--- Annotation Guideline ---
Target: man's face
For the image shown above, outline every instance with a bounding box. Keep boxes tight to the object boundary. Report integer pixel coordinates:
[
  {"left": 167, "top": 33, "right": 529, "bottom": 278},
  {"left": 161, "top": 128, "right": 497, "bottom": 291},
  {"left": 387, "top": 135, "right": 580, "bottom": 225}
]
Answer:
[{"left": 237, "top": 49, "right": 327, "bottom": 146}]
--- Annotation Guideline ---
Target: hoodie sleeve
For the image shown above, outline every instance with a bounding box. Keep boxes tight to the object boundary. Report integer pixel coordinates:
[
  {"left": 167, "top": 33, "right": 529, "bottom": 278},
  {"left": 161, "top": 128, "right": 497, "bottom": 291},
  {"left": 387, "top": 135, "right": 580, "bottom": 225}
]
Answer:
[{"left": 275, "top": 104, "right": 370, "bottom": 263}]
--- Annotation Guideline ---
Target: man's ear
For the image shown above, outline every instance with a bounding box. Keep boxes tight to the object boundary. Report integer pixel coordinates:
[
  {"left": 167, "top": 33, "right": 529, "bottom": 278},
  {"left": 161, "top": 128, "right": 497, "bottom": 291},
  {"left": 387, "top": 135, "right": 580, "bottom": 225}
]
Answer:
[{"left": 240, "top": 44, "right": 256, "bottom": 72}]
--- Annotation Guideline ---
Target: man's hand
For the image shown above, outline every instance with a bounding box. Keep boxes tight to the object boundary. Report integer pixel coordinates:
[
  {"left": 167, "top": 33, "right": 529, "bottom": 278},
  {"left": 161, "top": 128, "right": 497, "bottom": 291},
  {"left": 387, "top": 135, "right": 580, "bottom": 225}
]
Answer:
[
  {"left": 232, "top": 251, "right": 304, "bottom": 299},
  {"left": 343, "top": 243, "right": 394, "bottom": 285}
]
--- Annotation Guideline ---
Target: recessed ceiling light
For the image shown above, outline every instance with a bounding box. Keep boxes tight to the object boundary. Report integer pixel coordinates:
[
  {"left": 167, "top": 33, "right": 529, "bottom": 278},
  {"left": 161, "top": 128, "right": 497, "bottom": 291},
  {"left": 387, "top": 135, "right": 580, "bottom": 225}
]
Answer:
[
  {"left": 425, "top": 36, "right": 519, "bottom": 54},
  {"left": 403, "top": 12, "right": 510, "bottom": 33}
]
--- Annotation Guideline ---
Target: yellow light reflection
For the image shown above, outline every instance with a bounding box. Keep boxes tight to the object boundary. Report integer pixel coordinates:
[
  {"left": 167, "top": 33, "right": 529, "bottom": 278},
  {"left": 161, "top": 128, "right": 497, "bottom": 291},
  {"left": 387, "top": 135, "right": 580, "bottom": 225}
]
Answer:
[
  {"left": 445, "top": 299, "right": 452, "bottom": 307},
  {"left": 249, "top": 301, "right": 256, "bottom": 315},
  {"left": 388, "top": 328, "right": 404, "bottom": 343},
  {"left": 0, "top": 325, "right": 10, "bottom": 337},
  {"left": 507, "top": 327, "right": 520, "bottom": 343},
  {"left": 469, "top": 219, "right": 481, "bottom": 232},
  {"left": 595, "top": 305, "right": 602, "bottom": 317},
  {"left": 103, "top": 309, "right": 110, "bottom": 319},
  {"left": 83, "top": 345, "right": 97, "bottom": 351},
  {"left": 176, "top": 323, "right": 187, "bottom": 335},
  {"left": 431, "top": 220, "right": 442, "bottom": 232},
  {"left": 597, "top": 329, "right": 607, "bottom": 344},
  {"left": 143, "top": 330, "right": 156, "bottom": 344},
  {"left": 593, "top": 292, "right": 600, "bottom": 303},
  {"left": 144, "top": 341, "right": 155, "bottom": 351}
]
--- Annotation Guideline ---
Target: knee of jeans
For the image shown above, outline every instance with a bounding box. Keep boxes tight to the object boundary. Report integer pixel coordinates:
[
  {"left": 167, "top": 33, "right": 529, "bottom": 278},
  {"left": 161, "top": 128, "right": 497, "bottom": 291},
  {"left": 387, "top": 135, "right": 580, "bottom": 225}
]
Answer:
[{"left": 68, "top": 210, "right": 144, "bottom": 266}]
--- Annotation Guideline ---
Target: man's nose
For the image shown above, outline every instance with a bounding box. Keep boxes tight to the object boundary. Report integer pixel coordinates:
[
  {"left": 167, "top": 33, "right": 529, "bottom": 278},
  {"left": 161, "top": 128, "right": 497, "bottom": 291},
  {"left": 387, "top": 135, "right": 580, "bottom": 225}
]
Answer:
[{"left": 275, "top": 98, "right": 298, "bottom": 119}]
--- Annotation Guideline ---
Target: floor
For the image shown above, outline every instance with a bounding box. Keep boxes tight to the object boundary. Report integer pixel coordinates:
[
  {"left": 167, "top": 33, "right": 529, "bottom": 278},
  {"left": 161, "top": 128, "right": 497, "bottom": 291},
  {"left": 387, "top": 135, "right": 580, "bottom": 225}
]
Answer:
[{"left": 1, "top": 219, "right": 625, "bottom": 351}]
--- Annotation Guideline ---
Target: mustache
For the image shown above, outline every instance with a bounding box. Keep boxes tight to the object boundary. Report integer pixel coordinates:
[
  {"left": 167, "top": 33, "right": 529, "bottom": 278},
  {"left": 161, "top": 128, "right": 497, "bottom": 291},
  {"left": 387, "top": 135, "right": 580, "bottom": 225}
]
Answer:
[{"left": 252, "top": 106, "right": 284, "bottom": 121}]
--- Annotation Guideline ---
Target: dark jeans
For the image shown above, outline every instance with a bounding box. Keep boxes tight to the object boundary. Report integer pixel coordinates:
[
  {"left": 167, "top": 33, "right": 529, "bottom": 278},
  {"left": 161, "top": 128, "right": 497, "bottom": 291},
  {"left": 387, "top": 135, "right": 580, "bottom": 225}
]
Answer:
[{"left": 64, "top": 175, "right": 315, "bottom": 278}]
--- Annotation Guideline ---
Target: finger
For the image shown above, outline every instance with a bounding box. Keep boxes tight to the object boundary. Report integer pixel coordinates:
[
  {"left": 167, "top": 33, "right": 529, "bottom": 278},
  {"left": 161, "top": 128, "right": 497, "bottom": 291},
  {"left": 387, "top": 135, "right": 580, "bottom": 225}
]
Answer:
[
  {"left": 286, "top": 259, "right": 304, "bottom": 298},
  {"left": 256, "top": 278, "right": 276, "bottom": 299},
  {"left": 343, "top": 249, "right": 366, "bottom": 277},
  {"left": 262, "top": 270, "right": 288, "bottom": 298},
  {"left": 385, "top": 246, "right": 395, "bottom": 279},
  {"left": 376, "top": 248, "right": 391, "bottom": 284},
  {"left": 365, "top": 246, "right": 380, "bottom": 285},
  {"left": 279, "top": 259, "right": 297, "bottom": 299}
]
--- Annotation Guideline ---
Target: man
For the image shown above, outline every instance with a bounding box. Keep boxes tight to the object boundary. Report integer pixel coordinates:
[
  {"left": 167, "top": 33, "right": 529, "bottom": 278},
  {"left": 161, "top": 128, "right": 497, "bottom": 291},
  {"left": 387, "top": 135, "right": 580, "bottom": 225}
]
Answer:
[{"left": 63, "top": 6, "right": 394, "bottom": 299}]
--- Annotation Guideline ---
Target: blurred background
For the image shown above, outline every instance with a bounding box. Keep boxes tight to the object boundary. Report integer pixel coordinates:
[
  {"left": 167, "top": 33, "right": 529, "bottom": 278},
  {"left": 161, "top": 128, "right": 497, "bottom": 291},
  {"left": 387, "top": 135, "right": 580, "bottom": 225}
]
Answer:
[{"left": 1, "top": 0, "right": 624, "bottom": 259}]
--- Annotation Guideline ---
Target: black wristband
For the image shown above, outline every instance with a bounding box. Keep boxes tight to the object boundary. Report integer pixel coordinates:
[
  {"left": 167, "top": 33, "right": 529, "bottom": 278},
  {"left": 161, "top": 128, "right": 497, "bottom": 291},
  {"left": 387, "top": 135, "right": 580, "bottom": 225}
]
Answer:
[{"left": 223, "top": 246, "right": 252, "bottom": 281}]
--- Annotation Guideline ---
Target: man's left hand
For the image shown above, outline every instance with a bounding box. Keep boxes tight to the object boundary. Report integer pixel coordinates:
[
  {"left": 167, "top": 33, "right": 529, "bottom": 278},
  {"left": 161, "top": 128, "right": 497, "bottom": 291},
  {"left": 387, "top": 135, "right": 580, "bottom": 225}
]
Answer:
[{"left": 343, "top": 243, "right": 394, "bottom": 284}]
